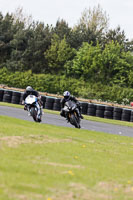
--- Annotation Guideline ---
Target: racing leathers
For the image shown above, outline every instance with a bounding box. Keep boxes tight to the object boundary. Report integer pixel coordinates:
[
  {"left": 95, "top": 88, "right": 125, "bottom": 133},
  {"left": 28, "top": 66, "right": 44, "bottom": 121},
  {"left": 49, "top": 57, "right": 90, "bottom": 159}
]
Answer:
[{"left": 60, "top": 96, "right": 83, "bottom": 119}]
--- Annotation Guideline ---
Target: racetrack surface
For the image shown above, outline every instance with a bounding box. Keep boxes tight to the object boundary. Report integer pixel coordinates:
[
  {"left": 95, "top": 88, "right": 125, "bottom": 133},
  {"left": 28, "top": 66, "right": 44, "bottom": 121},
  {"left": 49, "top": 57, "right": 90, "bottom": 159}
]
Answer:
[{"left": 0, "top": 105, "right": 133, "bottom": 137}]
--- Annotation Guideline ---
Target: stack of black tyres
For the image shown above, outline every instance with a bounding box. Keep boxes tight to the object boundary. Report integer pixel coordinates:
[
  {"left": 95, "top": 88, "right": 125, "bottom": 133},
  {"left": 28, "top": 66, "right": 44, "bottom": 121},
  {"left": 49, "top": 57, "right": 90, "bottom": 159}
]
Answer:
[
  {"left": 19, "top": 92, "right": 24, "bottom": 105},
  {"left": 41, "top": 95, "right": 46, "bottom": 108},
  {"left": 96, "top": 104, "right": 105, "bottom": 118},
  {"left": 3, "top": 90, "right": 12, "bottom": 103},
  {"left": 87, "top": 103, "right": 96, "bottom": 116},
  {"left": 121, "top": 109, "right": 131, "bottom": 121},
  {"left": 130, "top": 110, "right": 133, "bottom": 122},
  {"left": 104, "top": 106, "right": 114, "bottom": 119},
  {"left": 0, "top": 89, "right": 4, "bottom": 101},
  {"left": 11, "top": 91, "right": 21, "bottom": 104},
  {"left": 113, "top": 107, "right": 123, "bottom": 120},
  {"left": 80, "top": 102, "right": 88, "bottom": 115},
  {"left": 45, "top": 96, "right": 55, "bottom": 110},
  {"left": 53, "top": 98, "right": 61, "bottom": 111}
]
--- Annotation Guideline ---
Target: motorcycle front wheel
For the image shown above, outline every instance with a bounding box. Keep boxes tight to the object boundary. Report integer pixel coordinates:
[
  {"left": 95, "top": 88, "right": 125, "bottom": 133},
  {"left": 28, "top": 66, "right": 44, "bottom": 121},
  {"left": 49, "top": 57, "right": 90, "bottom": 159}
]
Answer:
[
  {"left": 30, "top": 107, "right": 38, "bottom": 122},
  {"left": 70, "top": 113, "right": 80, "bottom": 128}
]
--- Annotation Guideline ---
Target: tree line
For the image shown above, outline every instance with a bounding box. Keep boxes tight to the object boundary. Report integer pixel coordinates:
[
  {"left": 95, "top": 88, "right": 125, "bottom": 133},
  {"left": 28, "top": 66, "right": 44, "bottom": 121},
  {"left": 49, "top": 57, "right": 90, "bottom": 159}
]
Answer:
[{"left": 0, "top": 6, "right": 133, "bottom": 103}]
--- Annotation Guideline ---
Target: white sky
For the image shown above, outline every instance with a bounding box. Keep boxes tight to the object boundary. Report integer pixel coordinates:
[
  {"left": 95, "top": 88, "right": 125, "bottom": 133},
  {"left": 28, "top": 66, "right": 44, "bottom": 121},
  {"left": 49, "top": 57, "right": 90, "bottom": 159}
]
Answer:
[{"left": 0, "top": 0, "right": 133, "bottom": 40}]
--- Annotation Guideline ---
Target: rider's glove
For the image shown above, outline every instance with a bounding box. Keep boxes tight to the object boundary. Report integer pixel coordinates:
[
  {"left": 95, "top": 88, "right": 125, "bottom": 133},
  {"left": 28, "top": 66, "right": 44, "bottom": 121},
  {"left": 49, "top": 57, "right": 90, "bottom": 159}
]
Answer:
[
  {"left": 37, "top": 96, "right": 41, "bottom": 100},
  {"left": 76, "top": 102, "right": 80, "bottom": 106}
]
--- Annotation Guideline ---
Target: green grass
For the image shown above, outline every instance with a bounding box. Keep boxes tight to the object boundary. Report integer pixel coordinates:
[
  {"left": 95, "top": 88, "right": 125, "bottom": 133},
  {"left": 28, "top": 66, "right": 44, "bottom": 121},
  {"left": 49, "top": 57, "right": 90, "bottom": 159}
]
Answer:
[
  {"left": 0, "top": 115, "right": 133, "bottom": 200},
  {"left": 1, "top": 102, "right": 133, "bottom": 127}
]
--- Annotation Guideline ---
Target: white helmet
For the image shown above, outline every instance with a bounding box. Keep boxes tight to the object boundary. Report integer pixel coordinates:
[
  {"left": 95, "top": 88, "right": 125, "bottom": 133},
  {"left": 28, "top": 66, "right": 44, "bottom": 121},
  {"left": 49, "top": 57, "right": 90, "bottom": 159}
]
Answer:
[
  {"left": 26, "top": 86, "right": 33, "bottom": 92},
  {"left": 63, "top": 91, "right": 70, "bottom": 100}
]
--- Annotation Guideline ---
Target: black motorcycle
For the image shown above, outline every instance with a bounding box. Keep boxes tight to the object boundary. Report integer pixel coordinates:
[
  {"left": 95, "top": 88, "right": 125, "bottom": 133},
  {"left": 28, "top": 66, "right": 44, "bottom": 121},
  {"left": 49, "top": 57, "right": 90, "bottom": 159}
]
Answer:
[{"left": 63, "top": 100, "right": 81, "bottom": 128}]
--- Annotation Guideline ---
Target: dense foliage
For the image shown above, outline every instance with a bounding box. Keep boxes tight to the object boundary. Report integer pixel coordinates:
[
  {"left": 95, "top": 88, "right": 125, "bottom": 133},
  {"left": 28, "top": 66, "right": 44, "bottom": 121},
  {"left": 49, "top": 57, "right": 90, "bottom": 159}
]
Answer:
[
  {"left": 0, "top": 6, "right": 133, "bottom": 104},
  {"left": 1, "top": 68, "right": 133, "bottom": 104}
]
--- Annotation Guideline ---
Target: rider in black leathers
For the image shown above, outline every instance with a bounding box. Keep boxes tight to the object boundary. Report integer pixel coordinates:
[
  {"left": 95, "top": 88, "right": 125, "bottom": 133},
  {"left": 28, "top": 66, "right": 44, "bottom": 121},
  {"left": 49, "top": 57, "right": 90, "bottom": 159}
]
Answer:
[
  {"left": 60, "top": 91, "right": 83, "bottom": 120},
  {"left": 22, "top": 86, "right": 42, "bottom": 109}
]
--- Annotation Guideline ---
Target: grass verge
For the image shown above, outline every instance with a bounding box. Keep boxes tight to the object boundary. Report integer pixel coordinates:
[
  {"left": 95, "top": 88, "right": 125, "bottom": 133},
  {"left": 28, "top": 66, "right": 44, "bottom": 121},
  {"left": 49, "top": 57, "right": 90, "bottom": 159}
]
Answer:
[
  {"left": 0, "top": 115, "right": 133, "bottom": 200},
  {"left": 0, "top": 102, "right": 133, "bottom": 127}
]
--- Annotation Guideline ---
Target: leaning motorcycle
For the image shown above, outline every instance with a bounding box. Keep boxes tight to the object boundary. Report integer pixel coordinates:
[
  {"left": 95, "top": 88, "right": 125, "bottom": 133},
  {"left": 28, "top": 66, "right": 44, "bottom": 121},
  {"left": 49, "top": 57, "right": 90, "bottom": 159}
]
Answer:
[
  {"left": 25, "top": 95, "right": 42, "bottom": 122},
  {"left": 63, "top": 100, "right": 81, "bottom": 128}
]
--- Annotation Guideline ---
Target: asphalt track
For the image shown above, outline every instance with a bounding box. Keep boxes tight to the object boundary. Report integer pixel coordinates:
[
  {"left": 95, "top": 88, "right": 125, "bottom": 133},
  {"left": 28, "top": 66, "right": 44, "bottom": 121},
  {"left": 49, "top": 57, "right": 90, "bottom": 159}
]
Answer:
[{"left": 0, "top": 105, "right": 133, "bottom": 137}]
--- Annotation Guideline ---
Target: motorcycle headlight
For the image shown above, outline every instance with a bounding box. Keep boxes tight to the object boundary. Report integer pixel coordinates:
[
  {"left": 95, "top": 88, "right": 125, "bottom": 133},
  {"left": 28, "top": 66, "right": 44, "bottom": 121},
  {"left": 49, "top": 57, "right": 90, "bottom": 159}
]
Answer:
[{"left": 72, "top": 105, "right": 76, "bottom": 110}]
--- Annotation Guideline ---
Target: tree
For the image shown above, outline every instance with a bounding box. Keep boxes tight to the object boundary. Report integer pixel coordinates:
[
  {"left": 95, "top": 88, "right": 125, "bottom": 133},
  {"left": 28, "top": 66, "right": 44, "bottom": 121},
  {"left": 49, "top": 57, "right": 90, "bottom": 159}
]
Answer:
[
  {"left": 71, "top": 42, "right": 102, "bottom": 80},
  {"left": 45, "top": 34, "right": 76, "bottom": 74},
  {"left": 0, "top": 13, "right": 15, "bottom": 65},
  {"left": 77, "top": 4, "right": 109, "bottom": 40},
  {"left": 104, "top": 26, "right": 126, "bottom": 44},
  {"left": 100, "top": 41, "right": 132, "bottom": 85},
  {"left": 8, "top": 27, "right": 33, "bottom": 71},
  {"left": 71, "top": 41, "right": 133, "bottom": 86},
  {"left": 12, "top": 7, "right": 33, "bottom": 28},
  {"left": 69, "top": 5, "right": 109, "bottom": 49},
  {"left": 102, "top": 26, "right": 133, "bottom": 52},
  {"left": 23, "top": 22, "right": 53, "bottom": 73},
  {"left": 54, "top": 19, "right": 71, "bottom": 40},
  {"left": 68, "top": 25, "right": 96, "bottom": 49}
]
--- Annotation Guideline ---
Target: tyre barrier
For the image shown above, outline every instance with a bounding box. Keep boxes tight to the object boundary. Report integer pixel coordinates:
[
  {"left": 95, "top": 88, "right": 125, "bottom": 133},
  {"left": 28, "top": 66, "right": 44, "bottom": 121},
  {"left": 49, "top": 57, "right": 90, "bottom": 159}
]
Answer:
[
  {"left": 80, "top": 102, "right": 88, "bottom": 115},
  {"left": 87, "top": 103, "right": 96, "bottom": 116},
  {"left": 1, "top": 89, "right": 133, "bottom": 122},
  {"left": 96, "top": 104, "right": 105, "bottom": 118},
  {"left": 121, "top": 109, "right": 131, "bottom": 122},
  {"left": 11, "top": 91, "right": 21, "bottom": 104},
  {"left": 53, "top": 98, "right": 61, "bottom": 111},
  {"left": 130, "top": 111, "right": 133, "bottom": 122},
  {"left": 0, "top": 89, "right": 4, "bottom": 101},
  {"left": 19, "top": 92, "right": 24, "bottom": 105},
  {"left": 113, "top": 107, "right": 123, "bottom": 120},
  {"left": 41, "top": 95, "right": 46, "bottom": 108},
  {"left": 44, "top": 96, "right": 55, "bottom": 110},
  {"left": 3, "top": 90, "right": 12, "bottom": 103},
  {"left": 104, "top": 106, "right": 114, "bottom": 119}
]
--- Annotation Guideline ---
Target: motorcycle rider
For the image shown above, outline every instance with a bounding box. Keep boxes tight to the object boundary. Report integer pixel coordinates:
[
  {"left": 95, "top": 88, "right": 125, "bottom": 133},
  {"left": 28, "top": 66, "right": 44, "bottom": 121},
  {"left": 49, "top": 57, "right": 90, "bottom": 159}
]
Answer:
[
  {"left": 22, "top": 86, "right": 42, "bottom": 117},
  {"left": 60, "top": 91, "right": 83, "bottom": 120}
]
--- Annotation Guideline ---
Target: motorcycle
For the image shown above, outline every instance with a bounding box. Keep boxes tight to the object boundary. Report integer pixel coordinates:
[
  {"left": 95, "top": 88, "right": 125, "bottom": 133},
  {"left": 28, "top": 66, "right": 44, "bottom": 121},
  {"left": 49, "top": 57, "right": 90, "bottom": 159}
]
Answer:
[
  {"left": 25, "top": 95, "right": 42, "bottom": 122},
  {"left": 63, "top": 100, "right": 81, "bottom": 128}
]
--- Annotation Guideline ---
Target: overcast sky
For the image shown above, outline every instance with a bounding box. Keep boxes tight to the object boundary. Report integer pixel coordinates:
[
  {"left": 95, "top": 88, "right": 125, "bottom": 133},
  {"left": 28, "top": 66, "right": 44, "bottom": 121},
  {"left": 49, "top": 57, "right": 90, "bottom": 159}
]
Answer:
[{"left": 0, "top": 0, "right": 133, "bottom": 40}]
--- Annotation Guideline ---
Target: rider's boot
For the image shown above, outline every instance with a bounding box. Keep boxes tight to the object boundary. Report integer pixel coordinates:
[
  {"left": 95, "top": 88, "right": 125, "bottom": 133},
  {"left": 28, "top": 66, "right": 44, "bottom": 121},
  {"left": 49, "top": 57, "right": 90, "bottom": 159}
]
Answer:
[
  {"left": 77, "top": 108, "right": 84, "bottom": 119},
  {"left": 80, "top": 114, "right": 84, "bottom": 119},
  {"left": 24, "top": 105, "right": 27, "bottom": 110},
  {"left": 66, "top": 114, "right": 70, "bottom": 123},
  {"left": 28, "top": 112, "right": 31, "bottom": 116},
  {"left": 67, "top": 118, "right": 70, "bottom": 123}
]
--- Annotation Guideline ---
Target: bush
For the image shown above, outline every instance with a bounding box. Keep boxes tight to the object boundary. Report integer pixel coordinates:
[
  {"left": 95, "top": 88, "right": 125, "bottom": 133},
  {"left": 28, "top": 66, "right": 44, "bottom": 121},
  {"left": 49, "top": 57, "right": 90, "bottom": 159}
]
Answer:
[{"left": 0, "top": 68, "right": 133, "bottom": 104}]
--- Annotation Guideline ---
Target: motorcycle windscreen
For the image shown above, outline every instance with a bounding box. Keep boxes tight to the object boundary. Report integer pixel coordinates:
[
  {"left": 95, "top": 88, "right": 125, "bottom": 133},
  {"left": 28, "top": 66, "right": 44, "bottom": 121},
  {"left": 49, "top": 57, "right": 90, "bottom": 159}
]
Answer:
[
  {"left": 25, "top": 95, "right": 37, "bottom": 104},
  {"left": 65, "top": 100, "right": 76, "bottom": 110}
]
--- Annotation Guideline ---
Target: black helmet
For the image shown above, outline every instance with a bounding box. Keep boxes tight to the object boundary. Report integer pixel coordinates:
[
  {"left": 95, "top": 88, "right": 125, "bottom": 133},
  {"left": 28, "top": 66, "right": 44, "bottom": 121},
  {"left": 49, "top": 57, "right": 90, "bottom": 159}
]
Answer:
[{"left": 26, "top": 86, "right": 33, "bottom": 92}]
